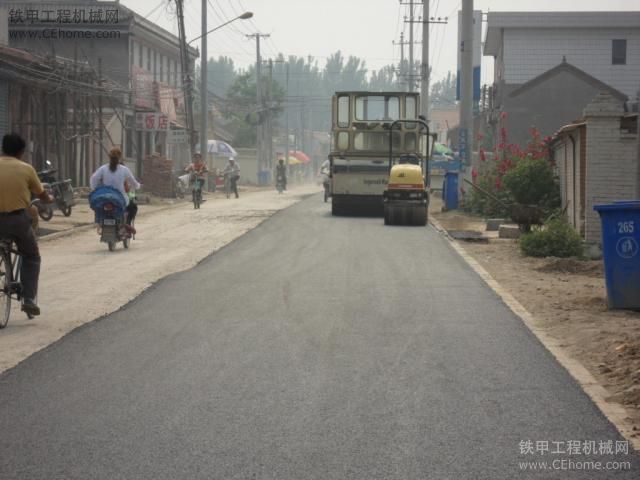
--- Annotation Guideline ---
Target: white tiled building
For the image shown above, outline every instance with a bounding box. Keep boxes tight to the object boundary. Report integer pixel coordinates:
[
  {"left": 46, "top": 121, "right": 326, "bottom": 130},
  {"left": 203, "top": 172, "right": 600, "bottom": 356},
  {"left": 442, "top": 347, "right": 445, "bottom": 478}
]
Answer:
[{"left": 484, "top": 12, "right": 640, "bottom": 100}]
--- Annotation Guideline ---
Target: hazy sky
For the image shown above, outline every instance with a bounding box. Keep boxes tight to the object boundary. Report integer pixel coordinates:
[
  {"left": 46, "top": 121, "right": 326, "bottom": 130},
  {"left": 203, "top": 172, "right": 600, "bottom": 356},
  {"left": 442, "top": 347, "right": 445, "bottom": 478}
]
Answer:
[{"left": 122, "top": 0, "right": 639, "bottom": 84}]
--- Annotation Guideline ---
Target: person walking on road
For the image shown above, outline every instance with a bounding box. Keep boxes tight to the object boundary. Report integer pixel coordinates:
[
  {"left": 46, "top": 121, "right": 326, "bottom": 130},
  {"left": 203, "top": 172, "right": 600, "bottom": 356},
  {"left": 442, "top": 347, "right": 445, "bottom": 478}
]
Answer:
[
  {"left": 223, "top": 158, "right": 240, "bottom": 198},
  {"left": 0, "top": 133, "right": 54, "bottom": 316}
]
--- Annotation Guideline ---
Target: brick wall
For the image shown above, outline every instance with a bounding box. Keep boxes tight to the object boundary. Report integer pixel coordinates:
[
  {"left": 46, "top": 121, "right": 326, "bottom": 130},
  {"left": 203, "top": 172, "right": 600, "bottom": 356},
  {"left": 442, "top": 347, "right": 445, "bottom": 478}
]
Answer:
[
  {"left": 142, "top": 155, "right": 174, "bottom": 198},
  {"left": 584, "top": 92, "right": 639, "bottom": 244}
]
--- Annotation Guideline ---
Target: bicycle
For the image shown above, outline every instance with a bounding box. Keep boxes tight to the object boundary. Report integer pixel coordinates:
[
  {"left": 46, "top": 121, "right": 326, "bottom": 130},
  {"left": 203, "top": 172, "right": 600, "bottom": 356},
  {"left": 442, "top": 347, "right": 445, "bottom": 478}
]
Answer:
[
  {"left": 0, "top": 239, "right": 35, "bottom": 328},
  {"left": 224, "top": 173, "right": 231, "bottom": 199},
  {"left": 191, "top": 176, "right": 203, "bottom": 209}
]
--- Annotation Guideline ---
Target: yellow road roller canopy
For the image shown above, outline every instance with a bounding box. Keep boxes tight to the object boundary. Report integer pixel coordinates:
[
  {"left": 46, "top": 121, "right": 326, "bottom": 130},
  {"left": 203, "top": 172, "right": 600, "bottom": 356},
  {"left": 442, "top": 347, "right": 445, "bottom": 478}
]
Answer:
[{"left": 388, "top": 164, "right": 424, "bottom": 190}]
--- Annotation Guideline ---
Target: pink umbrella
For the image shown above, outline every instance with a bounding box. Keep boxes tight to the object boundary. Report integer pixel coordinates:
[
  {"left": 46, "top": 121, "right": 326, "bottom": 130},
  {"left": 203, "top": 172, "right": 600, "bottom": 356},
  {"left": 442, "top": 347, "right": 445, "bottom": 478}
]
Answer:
[{"left": 289, "top": 150, "right": 311, "bottom": 164}]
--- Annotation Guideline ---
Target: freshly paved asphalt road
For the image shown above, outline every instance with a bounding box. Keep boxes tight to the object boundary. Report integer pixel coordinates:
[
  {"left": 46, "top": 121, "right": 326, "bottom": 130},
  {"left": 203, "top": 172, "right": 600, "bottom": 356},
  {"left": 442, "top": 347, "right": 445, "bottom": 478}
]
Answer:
[{"left": 0, "top": 195, "right": 637, "bottom": 479}]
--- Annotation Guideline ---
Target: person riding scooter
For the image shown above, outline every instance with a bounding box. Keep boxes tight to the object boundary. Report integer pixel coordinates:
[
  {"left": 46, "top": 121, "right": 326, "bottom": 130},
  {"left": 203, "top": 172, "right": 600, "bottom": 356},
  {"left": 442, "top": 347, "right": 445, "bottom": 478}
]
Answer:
[
  {"left": 275, "top": 158, "right": 287, "bottom": 191},
  {"left": 90, "top": 147, "right": 140, "bottom": 231}
]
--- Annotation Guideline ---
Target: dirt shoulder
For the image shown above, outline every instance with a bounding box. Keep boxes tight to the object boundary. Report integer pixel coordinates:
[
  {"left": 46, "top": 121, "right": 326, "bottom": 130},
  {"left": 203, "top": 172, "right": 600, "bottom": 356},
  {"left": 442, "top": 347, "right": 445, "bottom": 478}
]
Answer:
[
  {"left": 0, "top": 185, "right": 320, "bottom": 373},
  {"left": 432, "top": 201, "right": 640, "bottom": 439}
]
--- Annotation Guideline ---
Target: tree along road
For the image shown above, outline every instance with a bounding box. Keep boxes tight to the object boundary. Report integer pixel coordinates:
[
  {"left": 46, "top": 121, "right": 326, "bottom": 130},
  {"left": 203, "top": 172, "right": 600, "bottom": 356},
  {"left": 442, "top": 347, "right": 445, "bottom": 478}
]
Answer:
[{"left": 0, "top": 195, "right": 637, "bottom": 479}]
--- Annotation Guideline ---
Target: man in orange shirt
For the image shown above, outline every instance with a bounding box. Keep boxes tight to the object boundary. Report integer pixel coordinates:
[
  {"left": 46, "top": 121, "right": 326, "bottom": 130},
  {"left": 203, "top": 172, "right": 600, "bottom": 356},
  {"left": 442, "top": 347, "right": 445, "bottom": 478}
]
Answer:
[{"left": 0, "top": 133, "right": 53, "bottom": 316}]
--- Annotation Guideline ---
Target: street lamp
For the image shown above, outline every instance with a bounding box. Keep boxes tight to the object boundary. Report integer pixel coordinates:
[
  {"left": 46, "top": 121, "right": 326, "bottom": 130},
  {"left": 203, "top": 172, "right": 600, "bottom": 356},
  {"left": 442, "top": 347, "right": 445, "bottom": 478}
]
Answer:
[
  {"left": 188, "top": 12, "right": 253, "bottom": 45},
  {"left": 190, "top": 10, "right": 253, "bottom": 168}
]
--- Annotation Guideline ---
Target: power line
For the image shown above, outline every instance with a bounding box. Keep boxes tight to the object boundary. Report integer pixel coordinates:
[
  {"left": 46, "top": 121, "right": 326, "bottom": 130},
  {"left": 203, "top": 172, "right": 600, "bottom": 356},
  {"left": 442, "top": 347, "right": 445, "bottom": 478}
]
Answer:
[{"left": 234, "top": 0, "right": 279, "bottom": 57}]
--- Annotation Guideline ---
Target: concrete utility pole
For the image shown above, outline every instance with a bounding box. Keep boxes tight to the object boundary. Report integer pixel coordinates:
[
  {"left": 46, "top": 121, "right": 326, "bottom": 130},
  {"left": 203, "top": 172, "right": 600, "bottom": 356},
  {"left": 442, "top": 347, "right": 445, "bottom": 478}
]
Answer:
[
  {"left": 637, "top": 88, "right": 640, "bottom": 198},
  {"left": 459, "top": 0, "right": 474, "bottom": 166},
  {"left": 267, "top": 59, "right": 273, "bottom": 171},
  {"left": 399, "top": 32, "right": 406, "bottom": 90},
  {"left": 98, "top": 58, "right": 103, "bottom": 164},
  {"left": 285, "top": 63, "right": 290, "bottom": 174},
  {"left": 175, "top": 0, "right": 195, "bottom": 158},
  {"left": 408, "top": 0, "right": 414, "bottom": 92},
  {"left": 247, "top": 33, "right": 270, "bottom": 183},
  {"left": 199, "top": 0, "right": 207, "bottom": 163},
  {"left": 420, "top": 0, "right": 429, "bottom": 120},
  {"left": 393, "top": 32, "right": 406, "bottom": 90}
]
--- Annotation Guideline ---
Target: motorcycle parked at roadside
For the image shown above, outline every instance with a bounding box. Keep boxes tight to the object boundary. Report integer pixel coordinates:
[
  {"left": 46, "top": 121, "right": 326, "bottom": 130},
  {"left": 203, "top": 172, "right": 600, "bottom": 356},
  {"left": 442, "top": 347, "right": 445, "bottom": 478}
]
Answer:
[
  {"left": 174, "top": 170, "right": 189, "bottom": 199},
  {"left": 35, "top": 160, "right": 75, "bottom": 220}
]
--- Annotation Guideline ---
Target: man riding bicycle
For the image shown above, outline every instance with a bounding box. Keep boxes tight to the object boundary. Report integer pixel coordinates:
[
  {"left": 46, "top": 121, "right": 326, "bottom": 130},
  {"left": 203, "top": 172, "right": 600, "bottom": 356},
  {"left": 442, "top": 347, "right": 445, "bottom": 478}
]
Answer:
[
  {"left": 0, "top": 133, "right": 53, "bottom": 316},
  {"left": 222, "top": 158, "right": 240, "bottom": 198}
]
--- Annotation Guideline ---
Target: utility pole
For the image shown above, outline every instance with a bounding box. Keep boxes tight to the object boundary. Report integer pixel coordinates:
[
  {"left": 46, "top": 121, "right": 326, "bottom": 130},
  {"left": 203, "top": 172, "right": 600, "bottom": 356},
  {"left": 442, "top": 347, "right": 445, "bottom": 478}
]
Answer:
[
  {"left": 246, "top": 33, "right": 270, "bottom": 183},
  {"left": 284, "top": 62, "right": 290, "bottom": 174},
  {"left": 199, "top": 0, "right": 208, "bottom": 164},
  {"left": 98, "top": 58, "right": 103, "bottom": 164},
  {"left": 267, "top": 59, "right": 273, "bottom": 172},
  {"left": 408, "top": 0, "right": 414, "bottom": 92},
  {"left": 175, "top": 0, "right": 195, "bottom": 157},
  {"left": 393, "top": 32, "right": 406, "bottom": 90},
  {"left": 421, "top": 0, "right": 429, "bottom": 120},
  {"left": 459, "top": 0, "right": 474, "bottom": 167},
  {"left": 300, "top": 96, "right": 305, "bottom": 158},
  {"left": 636, "top": 87, "right": 640, "bottom": 198}
]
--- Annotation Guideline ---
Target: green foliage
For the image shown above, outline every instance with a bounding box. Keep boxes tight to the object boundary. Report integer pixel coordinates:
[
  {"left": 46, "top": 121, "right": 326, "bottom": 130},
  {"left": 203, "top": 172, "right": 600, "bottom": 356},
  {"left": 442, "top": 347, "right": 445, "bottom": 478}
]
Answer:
[
  {"left": 223, "top": 73, "right": 285, "bottom": 147},
  {"left": 207, "top": 56, "right": 237, "bottom": 97},
  {"left": 520, "top": 218, "right": 583, "bottom": 258},
  {"left": 430, "top": 72, "right": 457, "bottom": 110},
  {"left": 465, "top": 126, "right": 560, "bottom": 218},
  {"left": 465, "top": 171, "right": 513, "bottom": 217},
  {"left": 503, "top": 156, "right": 559, "bottom": 207}
]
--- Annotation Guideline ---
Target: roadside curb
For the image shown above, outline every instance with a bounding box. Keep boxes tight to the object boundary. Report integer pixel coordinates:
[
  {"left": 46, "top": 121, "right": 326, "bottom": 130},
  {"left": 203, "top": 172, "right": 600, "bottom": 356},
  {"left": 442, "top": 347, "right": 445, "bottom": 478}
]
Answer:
[
  {"left": 38, "top": 199, "right": 192, "bottom": 243},
  {"left": 38, "top": 187, "right": 314, "bottom": 243},
  {"left": 430, "top": 215, "right": 640, "bottom": 451}
]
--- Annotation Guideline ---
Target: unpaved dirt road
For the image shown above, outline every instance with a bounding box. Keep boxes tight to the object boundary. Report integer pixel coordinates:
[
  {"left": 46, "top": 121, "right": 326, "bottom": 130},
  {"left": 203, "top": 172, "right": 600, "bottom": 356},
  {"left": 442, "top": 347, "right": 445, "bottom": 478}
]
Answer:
[{"left": 0, "top": 186, "right": 319, "bottom": 373}]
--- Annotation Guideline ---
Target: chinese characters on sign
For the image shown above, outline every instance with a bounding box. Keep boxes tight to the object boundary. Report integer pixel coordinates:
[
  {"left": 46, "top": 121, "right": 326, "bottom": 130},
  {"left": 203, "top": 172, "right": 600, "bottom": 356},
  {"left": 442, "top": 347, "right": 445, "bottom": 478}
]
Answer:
[
  {"left": 519, "top": 439, "right": 629, "bottom": 456},
  {"left": 135, "top": 113, "right": 169, "bottom": 132},
  {"left": 167, "top": 130, "right": 189, "bottom": 145},
  {"left": 458, "top": 128, "right": 469, "bottom": 166},
  {"left": 8, "top": 8, "right": 120, "bottom": 24}
]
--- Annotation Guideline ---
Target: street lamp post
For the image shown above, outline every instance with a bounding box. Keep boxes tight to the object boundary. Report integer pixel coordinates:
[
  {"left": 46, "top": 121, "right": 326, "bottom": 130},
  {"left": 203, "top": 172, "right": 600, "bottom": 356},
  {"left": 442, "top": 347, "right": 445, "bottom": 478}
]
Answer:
[{"left": 188, "top": 11, "right": 253, "bottom": 168}]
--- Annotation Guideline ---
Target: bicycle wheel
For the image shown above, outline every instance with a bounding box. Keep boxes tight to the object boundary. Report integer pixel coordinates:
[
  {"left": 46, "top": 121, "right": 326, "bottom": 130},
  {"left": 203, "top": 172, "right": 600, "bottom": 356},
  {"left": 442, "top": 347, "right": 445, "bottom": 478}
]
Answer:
[
  {"left": 0, "top": 250, "right": 13, "bottom": 329},
  {"left": 192, "top": 189, "right": 200, "bottom": 209}
]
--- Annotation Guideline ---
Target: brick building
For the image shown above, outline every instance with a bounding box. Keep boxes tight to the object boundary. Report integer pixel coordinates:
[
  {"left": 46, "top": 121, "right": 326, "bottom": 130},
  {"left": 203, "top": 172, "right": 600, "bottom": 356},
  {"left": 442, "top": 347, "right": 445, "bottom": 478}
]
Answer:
[
  {"left": 5, "top": 0, "right": 198, "bottom": 181},
  {"left": 551, "top": 92, "right": 639, "bottom": 245},
  {"left": 482, "top": 11, "right": 640, "bottom": 148}
]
